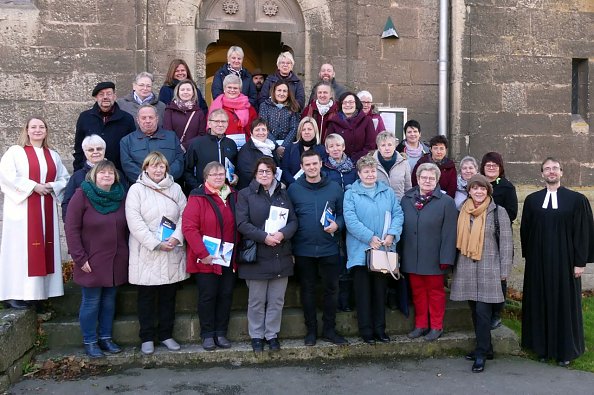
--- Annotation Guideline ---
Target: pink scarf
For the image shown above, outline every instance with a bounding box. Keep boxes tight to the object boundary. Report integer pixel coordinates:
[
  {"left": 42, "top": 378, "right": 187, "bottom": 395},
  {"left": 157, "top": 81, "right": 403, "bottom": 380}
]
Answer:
[{"left": 209, "top": 94, "right": 251, "bottom": 128}]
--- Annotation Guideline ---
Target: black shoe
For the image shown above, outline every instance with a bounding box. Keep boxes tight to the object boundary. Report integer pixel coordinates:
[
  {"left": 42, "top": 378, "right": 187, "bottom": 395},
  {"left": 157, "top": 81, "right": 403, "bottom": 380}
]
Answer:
[
  {"left": 407, "top": 327, "right": 429, "bottom": 339},
  {"left": 338, "top": 306, "right": 353, "bottom": 312},
  {"left": 84, "top": 343, "right": 105, "bottom": 359},
  {"left": 214, "top": 336, "right": 232, "bottom": 349},
  {"left": 465, "top": 351, "right": 494, "bottom": 361},
  {"left": 304, "top": 332, "right": 317, "bottom": 346},
  {"left": 251, "top": 338, "right": 264, "bottom": 353},
  {"left": 268, "top": 338, "right": 281, "bottom": 352},
  {"left": 557, "top": 360, "right": 571, "bottom": 367},
  {"left": 375, "top": 333, "right": 391, "bottom": 343},
  {"left": 362, "top": 335, "right": 376, "bottom": 344},
  {"left": 4, "top": 299, "right": 30, "bottom": 310},
  {"left": 490, "top": 317, "right": 502, "bottom": 330},
  {"left": 98, "top": 339, "right": 122, "bottom": 354},
  {"left": 322, "top": 331, "right": 349, "bottom": 345},
  {"left": 472, "top": 358, "right": 486, "bottom": 373},
  {"left": 202, "top": 337, "right": 216, "bottom": 351}
]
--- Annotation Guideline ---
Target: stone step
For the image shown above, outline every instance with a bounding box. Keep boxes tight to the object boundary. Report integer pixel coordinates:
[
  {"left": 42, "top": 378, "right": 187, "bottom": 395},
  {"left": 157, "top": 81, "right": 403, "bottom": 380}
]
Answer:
[
  {"left": 42, "top": 301, "right": 473, "bottom": 348},
  {"left": 35, "top": 327, "right": 521, "bottom": 368}
]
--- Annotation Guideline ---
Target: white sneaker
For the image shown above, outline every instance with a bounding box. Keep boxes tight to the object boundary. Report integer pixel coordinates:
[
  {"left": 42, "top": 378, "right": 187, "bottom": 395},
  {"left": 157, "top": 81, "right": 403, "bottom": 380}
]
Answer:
[
  {"left": 162, "top": 338, "right": 181, "bottom": 351},
  {"left": 141, "top": 341, "right": 154, "bottom": 355}
]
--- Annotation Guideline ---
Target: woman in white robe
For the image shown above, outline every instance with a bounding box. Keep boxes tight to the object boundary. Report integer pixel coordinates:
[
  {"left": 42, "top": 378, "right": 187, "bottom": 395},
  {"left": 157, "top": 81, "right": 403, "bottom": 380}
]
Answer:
[{"left": 0, "top": 117, "right": 69, "bottom": 308}]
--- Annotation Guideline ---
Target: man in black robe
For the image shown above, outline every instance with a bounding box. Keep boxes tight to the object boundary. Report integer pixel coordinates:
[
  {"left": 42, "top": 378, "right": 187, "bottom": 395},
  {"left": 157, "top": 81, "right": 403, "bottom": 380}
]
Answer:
[{"left": 520, "top": 157, "right": 594, "bottom": 366}]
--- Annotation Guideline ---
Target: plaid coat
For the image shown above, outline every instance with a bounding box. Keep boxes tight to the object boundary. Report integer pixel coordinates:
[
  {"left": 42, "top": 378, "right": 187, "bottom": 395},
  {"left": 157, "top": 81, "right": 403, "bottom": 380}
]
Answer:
[{"left": 450, "top": 202, "right": 513, "bottom": 303}]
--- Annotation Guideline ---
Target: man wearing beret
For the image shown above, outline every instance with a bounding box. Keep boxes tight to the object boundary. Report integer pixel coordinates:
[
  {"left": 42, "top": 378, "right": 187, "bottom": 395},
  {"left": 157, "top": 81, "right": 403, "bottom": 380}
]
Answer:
[{"left": 73, "top": 81, "right": 136, "bottom": 171}]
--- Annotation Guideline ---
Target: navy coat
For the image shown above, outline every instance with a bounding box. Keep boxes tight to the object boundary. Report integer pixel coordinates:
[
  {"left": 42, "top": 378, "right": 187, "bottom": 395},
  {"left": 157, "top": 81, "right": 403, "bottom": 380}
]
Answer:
[
  {"left": 211, "top": 65, "right": 258, "bottom": 108},
  {"left": 280, "top": 142, "right": 326, "bottom": 186},
  {"left": 258, "top": 71, "right": 305, "bottom": 110}
]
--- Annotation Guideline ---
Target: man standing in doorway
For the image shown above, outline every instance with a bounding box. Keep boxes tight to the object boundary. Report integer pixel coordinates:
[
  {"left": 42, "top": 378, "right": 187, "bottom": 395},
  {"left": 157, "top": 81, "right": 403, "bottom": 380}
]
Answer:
[
  {"left": 520, "top": 157, "right": 594, "bottom": 367},
  {"left": 288, "top": 150, "right": 348, "bottom": 346}
]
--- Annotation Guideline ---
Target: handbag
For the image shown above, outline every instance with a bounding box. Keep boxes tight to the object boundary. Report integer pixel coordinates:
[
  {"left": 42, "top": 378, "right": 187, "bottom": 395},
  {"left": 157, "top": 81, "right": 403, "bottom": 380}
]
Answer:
[
  {"left": 366, "top": 247, "right": 401, "bottom": 280},
  {"left": 237, "top": 238, "right": 257, "bottom": 264}
]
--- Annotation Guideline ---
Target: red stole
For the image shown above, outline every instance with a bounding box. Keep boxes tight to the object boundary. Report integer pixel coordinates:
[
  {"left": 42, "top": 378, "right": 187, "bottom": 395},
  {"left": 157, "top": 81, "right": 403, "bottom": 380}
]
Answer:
[{"left": 24, "top": 146, "right": 57, "bottom": 276}]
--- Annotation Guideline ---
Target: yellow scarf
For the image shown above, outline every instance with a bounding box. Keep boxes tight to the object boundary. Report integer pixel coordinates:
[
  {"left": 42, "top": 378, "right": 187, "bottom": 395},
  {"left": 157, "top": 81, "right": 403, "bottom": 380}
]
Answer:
[{"left": 456, "top": 197, "right": 491, "bottom": 261}]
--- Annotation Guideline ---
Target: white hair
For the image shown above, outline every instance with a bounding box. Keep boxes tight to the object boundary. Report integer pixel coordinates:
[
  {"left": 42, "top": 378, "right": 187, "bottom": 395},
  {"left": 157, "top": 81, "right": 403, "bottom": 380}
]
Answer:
[
  {"left": 357, "top": 90, "right": 373, "bottom": 101},
  {"left": 81, "top": 134, "right": 106, "bottom": 150}
]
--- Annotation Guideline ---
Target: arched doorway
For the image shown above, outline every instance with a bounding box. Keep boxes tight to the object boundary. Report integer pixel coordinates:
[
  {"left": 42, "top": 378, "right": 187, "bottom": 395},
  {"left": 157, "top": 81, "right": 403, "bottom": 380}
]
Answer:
[{"left": 196, "top": 0, "right": 305, "bottom": 103}]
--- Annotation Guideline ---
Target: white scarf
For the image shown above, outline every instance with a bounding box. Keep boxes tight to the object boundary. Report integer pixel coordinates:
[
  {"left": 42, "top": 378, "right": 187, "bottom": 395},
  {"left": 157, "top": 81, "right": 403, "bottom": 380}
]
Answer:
[
  {"left": 316, "top": 100, "right": 334, "bottom": 116},
  {"left": 252, "top": 138, "right": 276, "bottom": 157}
]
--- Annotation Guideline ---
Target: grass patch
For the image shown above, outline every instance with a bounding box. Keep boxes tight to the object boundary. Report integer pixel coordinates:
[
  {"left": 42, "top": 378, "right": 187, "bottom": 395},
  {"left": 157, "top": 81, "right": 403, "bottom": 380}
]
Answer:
[{"left": 502, "top": 296, "right": 594, "bottom": 372}]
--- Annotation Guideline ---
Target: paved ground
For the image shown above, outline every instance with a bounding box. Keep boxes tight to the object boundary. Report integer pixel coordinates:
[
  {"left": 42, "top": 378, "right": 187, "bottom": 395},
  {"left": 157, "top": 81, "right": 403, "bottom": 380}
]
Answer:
[{"left": 8, "top": 356, "right": 594, "bottom": 394}]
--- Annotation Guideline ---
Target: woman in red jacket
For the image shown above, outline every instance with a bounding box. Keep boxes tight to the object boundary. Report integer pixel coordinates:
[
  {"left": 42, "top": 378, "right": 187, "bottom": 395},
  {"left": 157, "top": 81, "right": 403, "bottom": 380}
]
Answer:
[
  {"left": 324, "top": 92, "right": 377, "bottom": 162},
  {"left": 411, "top": 135, "right": 457, "bottom": 198},
  {"left": 182, "top": 161, "right": 239, "bottom": 351}
]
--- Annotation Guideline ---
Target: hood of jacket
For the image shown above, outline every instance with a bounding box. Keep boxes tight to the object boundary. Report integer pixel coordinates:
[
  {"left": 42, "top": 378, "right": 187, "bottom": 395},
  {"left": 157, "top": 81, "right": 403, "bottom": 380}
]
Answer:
[
  {"left": 349, "top": 178, "right": 391, "bottom": 198},
  {"left": 136, "top": 171, "right": 175, "bottom": 190},
  {"left": 294, "top": 172, "right": 332, "bottom": 191}
]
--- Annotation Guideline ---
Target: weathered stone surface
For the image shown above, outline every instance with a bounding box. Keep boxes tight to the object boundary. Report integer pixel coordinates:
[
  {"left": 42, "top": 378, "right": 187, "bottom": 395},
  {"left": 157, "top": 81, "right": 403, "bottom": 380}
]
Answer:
[
  {"left": 502, "top": 83, "right": 527, "bottom": 113},
  {"left": 44, "top": 0, "right": 98, "bottom": 23},
  {"left": 491, "top": 56, "right": 569, "bottom": 85},
  {"left": 526, "top": 84, "right": 572, "bottom": 114},
  {"left": 84, "top": 24, "right": 136, "bottom": 50},
  {"left": 410, "top": 61, "right": 438, "bottom": 85},
  {"left": 462, "top": 83, "right": 502, "bottom": 112},
  {"left": 0, "top": 309, "right": 36, "bottom": 372}
]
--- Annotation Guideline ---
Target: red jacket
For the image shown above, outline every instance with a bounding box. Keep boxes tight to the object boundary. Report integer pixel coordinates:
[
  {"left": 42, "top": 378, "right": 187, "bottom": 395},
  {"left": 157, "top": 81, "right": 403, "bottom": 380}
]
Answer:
[
  {"left": 411, "top": 153, "right": 457, "bottom": 198},
  {"left": 182, "top": 185, "right": 238, "bottom": 275},
  {"left": 324, "top": 111, "right": 377, "bottom": 162},
  {"left": 223, "top": 106, "right": 257, "bottom": 142},
  {"left": 301, "top": 100, "right": 339, "bottom": 142}
]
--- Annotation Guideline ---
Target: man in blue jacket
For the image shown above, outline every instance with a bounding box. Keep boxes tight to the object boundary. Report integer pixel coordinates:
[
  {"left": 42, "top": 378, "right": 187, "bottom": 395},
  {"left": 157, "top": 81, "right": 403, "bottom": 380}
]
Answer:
[
  {"left": 288, "top": 150, "right": 348, "bottom": 346},
  {"left": 119, "top": 104, "right": 184, "bottom": 184}
]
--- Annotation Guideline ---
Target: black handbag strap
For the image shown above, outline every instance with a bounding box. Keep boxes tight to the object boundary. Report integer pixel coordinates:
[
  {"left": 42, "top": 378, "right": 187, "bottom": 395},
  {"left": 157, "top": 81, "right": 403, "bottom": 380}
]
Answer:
[
  {"left": 493, "top": 204, "right": 500, "bottom": 249},
  {"left": 204, "top": 193, "right": 237, "bottom": 247}
]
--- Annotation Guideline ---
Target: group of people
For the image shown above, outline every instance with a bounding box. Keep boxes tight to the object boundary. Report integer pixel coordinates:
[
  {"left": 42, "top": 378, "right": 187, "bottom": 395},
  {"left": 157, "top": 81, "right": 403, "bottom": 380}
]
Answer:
[{"left": 0, "top": 47, "right": 592, "bottom": 374}]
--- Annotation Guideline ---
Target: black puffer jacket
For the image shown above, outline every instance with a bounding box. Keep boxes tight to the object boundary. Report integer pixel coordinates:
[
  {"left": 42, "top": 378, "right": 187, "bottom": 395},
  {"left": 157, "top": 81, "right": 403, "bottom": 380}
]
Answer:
[{"left": 235, "top": 179, "right": 298, "bottom": 280}]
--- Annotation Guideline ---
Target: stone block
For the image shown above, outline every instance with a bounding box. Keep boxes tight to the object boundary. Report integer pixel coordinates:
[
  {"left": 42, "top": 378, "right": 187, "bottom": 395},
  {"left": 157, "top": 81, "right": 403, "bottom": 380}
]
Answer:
[
  {"left": 465, "top": 35, "right": 513, "bottom": 58},
  {"left": 410, "top": 61, "right": 438, "bottom": 85},
  {"left": 417, "top": 7, "right": 439, "bottom": 39},
  {"left": 383, "top": 38, "right": 438, "bottom": 61},
  {"left": 462, "top": 58, "right": 493, "bottom": 83},
  {"left": 462, "top": 83, "right": 502, "bottom": 112},
  {"left": 526, "top": 84, "right": 571, "bottom": 114},
  {"left": 491, "top": 56, "right": 569, "bottom": 85},
  {"left": 0, "top": 6, "right": 40, "bottom": 47},
  {"left": 557, "top": 39, "right": 594, "bottom": 59},
  {"left": 389, "top": 84, "right": 438, "bottom": 112},
  {"left": 0, "top": 309, "right": 37, "bottom": 372},
  {"left": 36, "top": 22, "right": 85, "bottom": 48},
  {"left": 97, "top": 0, "right": 137, "bottom": 24},
  {"left": 46, "top": 0, "right": 98, "bottom": 23},
  {"left": 529, "top": 9, "right": 589, "bottom": 41},
  {"left": 43, "top": 72, "right": 102, "bottom": 102},
  {"left": 0, "top": 72, "right": 46, "bottom": 101},
  {"left": 84, "top": 24, "right": 136, "bottom": 50},
  {"left": 502, "top": 83, "right": 527, "bottom": 113},
  {"left": 469, "top": 6, "right": 531, "bottom": 38},
  {"left": 366, "top": 61, "right": 411, "bottom": 86},
  {"left": 510, "top": 35, "right": 560, "bottom": 57},
  {"left": 514, "top": 113, "right": 553, "bottom": 136}
]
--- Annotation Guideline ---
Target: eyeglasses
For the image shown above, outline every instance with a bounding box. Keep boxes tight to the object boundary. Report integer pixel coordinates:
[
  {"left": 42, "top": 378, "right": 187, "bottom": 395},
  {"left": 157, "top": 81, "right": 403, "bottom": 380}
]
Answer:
[
  {"left": 257, "top": 170, "right": 272, "bottom": 175},
  {"left": 85, "top": 147, "right": 104, "bottom": 152},
  {"left": 136, "top": 83, "right": 152, "bottom": 88},
  {"left": 484, "top": 163, "right": 499, "bottom": 169},
  {"left": 279, "top": 61, "right": 292, "bottom": 66},
  {"left": 209, "top": 120, "right": 228, "bottom": 124},
  {"left": 543, "top": 166, "right": 561, "bottom": 172},
  {"left": 360, "top": 101, "right": 372, "bottom": 105},
  {"left": 419, "top": 176, "right": 437, "bottom": 182},
  {"left": 342, "top": 100, "right": 356, "bottom": 105},
  {"left": 208, "top": 172, "right": 226, "bottom": 178}
]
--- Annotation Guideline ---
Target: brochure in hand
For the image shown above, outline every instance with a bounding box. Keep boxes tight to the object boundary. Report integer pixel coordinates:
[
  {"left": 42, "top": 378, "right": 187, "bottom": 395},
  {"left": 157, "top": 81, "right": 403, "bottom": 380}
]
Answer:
[
  {"left": 202, "top": 235, "right": 234, "bottom": 267},
  {"left": 319, "top": 201, "right": 336, "bottom": 228},
  {"left": 225, "top": 158, "right": 235, "bottom": 183},
  {"left": 265, "top": 205, "right": 289, "bottom": 233},
  {"left": 159, "top": 216, "right": 176, "bottom": 241}
]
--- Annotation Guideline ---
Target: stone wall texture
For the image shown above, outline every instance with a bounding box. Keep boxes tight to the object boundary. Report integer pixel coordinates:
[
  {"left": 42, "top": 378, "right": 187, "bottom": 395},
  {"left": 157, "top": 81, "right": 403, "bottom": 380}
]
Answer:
[{"left": 0, "top": 0, "right": 592, "bottom": 185}]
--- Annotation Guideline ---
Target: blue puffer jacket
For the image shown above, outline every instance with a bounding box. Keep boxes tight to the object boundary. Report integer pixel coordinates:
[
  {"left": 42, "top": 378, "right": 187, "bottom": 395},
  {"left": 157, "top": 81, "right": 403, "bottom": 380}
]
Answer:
[
  {"left": 322, "top": 158, "right": 358, "bottom": 191},
  {"left": 258, "top": 99, "right": 300, "bottom": 148},
  {"left": 343, "top": 180, "right": 404, "bottom": 269},
  {"left": 280, "top": 142, "right": 326, "bottom": 185},
  {"left": 287, "top": 174, "right": 344, "bottom": 257}
]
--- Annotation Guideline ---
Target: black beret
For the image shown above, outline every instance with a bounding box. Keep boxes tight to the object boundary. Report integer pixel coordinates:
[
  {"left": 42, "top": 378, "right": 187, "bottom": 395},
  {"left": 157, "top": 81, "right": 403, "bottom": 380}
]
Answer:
[{"left": 92, "top": 81, "right": 115, "bottom": 97}]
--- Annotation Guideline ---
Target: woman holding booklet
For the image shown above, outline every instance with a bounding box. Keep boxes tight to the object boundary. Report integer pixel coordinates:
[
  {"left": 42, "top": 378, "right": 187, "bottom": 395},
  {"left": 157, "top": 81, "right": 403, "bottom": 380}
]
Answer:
[
  {"left": 236, "top": 157, "right": 298, "bottom": 353},
  {"left": 343, "top": 155, "right": 403, "bottom": 344},
  {"left": 182, "top": 161, "right": 239, "bottom": 351},
  {"left": 126, "top": 152, "right": 188, "bottom": 355}
]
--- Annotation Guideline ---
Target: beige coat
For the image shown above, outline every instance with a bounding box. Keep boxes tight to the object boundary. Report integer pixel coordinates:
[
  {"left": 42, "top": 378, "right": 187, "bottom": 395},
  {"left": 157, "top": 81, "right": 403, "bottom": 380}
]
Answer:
[
  {"left": 126, "top": 173, "right": 189, "bottom": 285},
  {"left": 373, "top": 150, "right": 412, "bottom": 199},
  {"left": 450, "top": 202, "right": 513, "bottom": 303}
]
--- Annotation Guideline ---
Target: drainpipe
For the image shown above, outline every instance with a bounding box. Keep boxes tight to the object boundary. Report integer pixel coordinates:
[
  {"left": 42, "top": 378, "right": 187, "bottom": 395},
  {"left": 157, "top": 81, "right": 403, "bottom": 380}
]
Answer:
[{"left": 438, "top": 0, "right": 449, "bottom": 136}]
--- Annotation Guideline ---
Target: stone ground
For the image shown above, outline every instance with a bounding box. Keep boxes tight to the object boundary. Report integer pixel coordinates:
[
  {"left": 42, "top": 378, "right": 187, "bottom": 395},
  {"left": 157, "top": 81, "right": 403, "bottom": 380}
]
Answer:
[{"left": 8, "top": 356, "right": 594, "bottom": 394}]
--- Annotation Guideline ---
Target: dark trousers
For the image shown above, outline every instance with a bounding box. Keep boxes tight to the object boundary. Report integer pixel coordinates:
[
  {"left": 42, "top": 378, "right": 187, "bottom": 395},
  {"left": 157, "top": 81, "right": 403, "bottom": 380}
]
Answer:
[
  {"left": 195, "top": 267, "right": 235, "bottom": 338},
  {"left": 468, "top": 300, "right": 495, "bottom": 358},
  {"left": 352, "top": 266, "right": 388, "bottom": 338},
  {"left": 137, "top": 283, "right": 178, "bottom": 342},
  {"left": 492, "top": 280, "right": 507, "bottom": 319},
  {"left": 295, "top": 255, "right": 340, "bottom": 334}
]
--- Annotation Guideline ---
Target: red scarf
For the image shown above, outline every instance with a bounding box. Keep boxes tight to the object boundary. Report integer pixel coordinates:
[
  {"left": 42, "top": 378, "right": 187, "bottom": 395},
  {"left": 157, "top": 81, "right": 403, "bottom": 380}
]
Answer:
[
  {"left": 209, "top": 94, "right": 251, "bottom": 128},
  {"left": 24, "top": 146, "right": 57, "bottom": 276}
]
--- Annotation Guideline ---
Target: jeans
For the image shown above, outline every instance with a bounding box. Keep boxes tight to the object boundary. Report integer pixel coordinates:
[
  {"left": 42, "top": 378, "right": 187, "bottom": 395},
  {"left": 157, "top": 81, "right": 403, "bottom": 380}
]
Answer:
[
  {"left": 137, "top": 283, "right": 178, "bottom": 342},
  {"left": 195, "top": 267, "right": 235, "bottom": 338},
  {"left": 295, "top": 255, "right": 340, "bottom": 334},
  {"left": 79, "top": 286, "right": 117, "bottom": 344},
  {"left": 468, "top": 301, "right": 495, "bottom": 358}
]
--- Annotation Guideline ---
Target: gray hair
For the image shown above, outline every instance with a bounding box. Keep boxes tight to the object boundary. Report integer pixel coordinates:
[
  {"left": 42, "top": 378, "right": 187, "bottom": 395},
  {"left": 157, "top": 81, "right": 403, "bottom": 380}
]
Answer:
[
  {"left": 209, "top": 109, "right": 229, "bottom": 121},
  {"left": 276, "top": 51, "right": 295, "bottom": 67},
  {"left": 416, "top": 162, "right": 441, "bottom": 181},
  {"left": 356, "top": 155, "right": 379, "bottom": 172},
  {"left": 459, "top": 156, "right": 478, "bottom": 172},
  {"left": 81, "top": 134, "right": 106, "bottom": 150},
  {"left": 376, "top": 130, "right": 397, "bottom": 146},
  {"left": 203, "top": 161, "right": 225, "bottom": 181},
  {"left": 324, "top": 133, "right": 345, "bottom": 147},
  {"left": 137, "top": 104, "right": 158, "bottom": 117},
  {"left": 316, "top": 81, "right": 335, "bottom": 98},
  {"left": 227, "top": 46, "right": 244, "bottom": 59},
  {"left": 357, "top": 90, "right": 373, "bottom": 101},
  {"left": 134, "top": 72, "right": 154, "bottom": 83},
  {"left": 223, "top": 74, "right": 243, "bottom": 90}
]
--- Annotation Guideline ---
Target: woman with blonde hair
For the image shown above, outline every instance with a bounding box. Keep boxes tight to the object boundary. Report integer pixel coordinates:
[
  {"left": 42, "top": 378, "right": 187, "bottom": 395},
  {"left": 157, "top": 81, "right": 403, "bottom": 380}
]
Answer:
[
  {"left": 0, "top": 117, "right": 69, "bottom": 310},
  {"left": 281, "top": 117, "right": 326, "bottom": 185},
  {"left": 258, "top": 52, "right": 305, "bottom": 110}
]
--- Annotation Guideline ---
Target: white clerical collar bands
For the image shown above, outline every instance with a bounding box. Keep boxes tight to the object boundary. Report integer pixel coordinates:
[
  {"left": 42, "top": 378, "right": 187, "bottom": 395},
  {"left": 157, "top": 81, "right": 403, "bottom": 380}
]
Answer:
[{"left": 542, "top": 190, "right": 558, "bottom": 209}]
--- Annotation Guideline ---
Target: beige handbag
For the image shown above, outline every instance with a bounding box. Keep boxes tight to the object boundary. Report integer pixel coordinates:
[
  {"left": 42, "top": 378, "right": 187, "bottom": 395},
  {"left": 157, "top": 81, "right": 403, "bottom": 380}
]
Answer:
[{"left": 366, "top": 247, "right": 401, "bottom": 280}]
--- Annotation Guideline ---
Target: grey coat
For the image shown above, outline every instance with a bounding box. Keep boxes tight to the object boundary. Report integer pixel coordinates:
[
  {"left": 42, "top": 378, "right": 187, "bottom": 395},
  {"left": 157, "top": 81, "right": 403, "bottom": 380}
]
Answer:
[
  {"left": 236, "top": 179, "right": 298, "bottom": 280},
  {"left": 117, "top": 92, "right": 166, "bottom": 128},
  {"left": 450, "top": 202, "right": 513, "bottom": 303},
  {"left": 400, "top": 186, "right": 458, "bottom": 275}
]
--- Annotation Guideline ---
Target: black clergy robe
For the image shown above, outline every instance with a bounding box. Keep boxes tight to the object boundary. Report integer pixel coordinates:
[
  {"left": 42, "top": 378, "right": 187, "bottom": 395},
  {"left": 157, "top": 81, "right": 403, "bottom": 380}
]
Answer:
[{"left": 520, "top": 187, "right": 594, "bottom": 361}]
